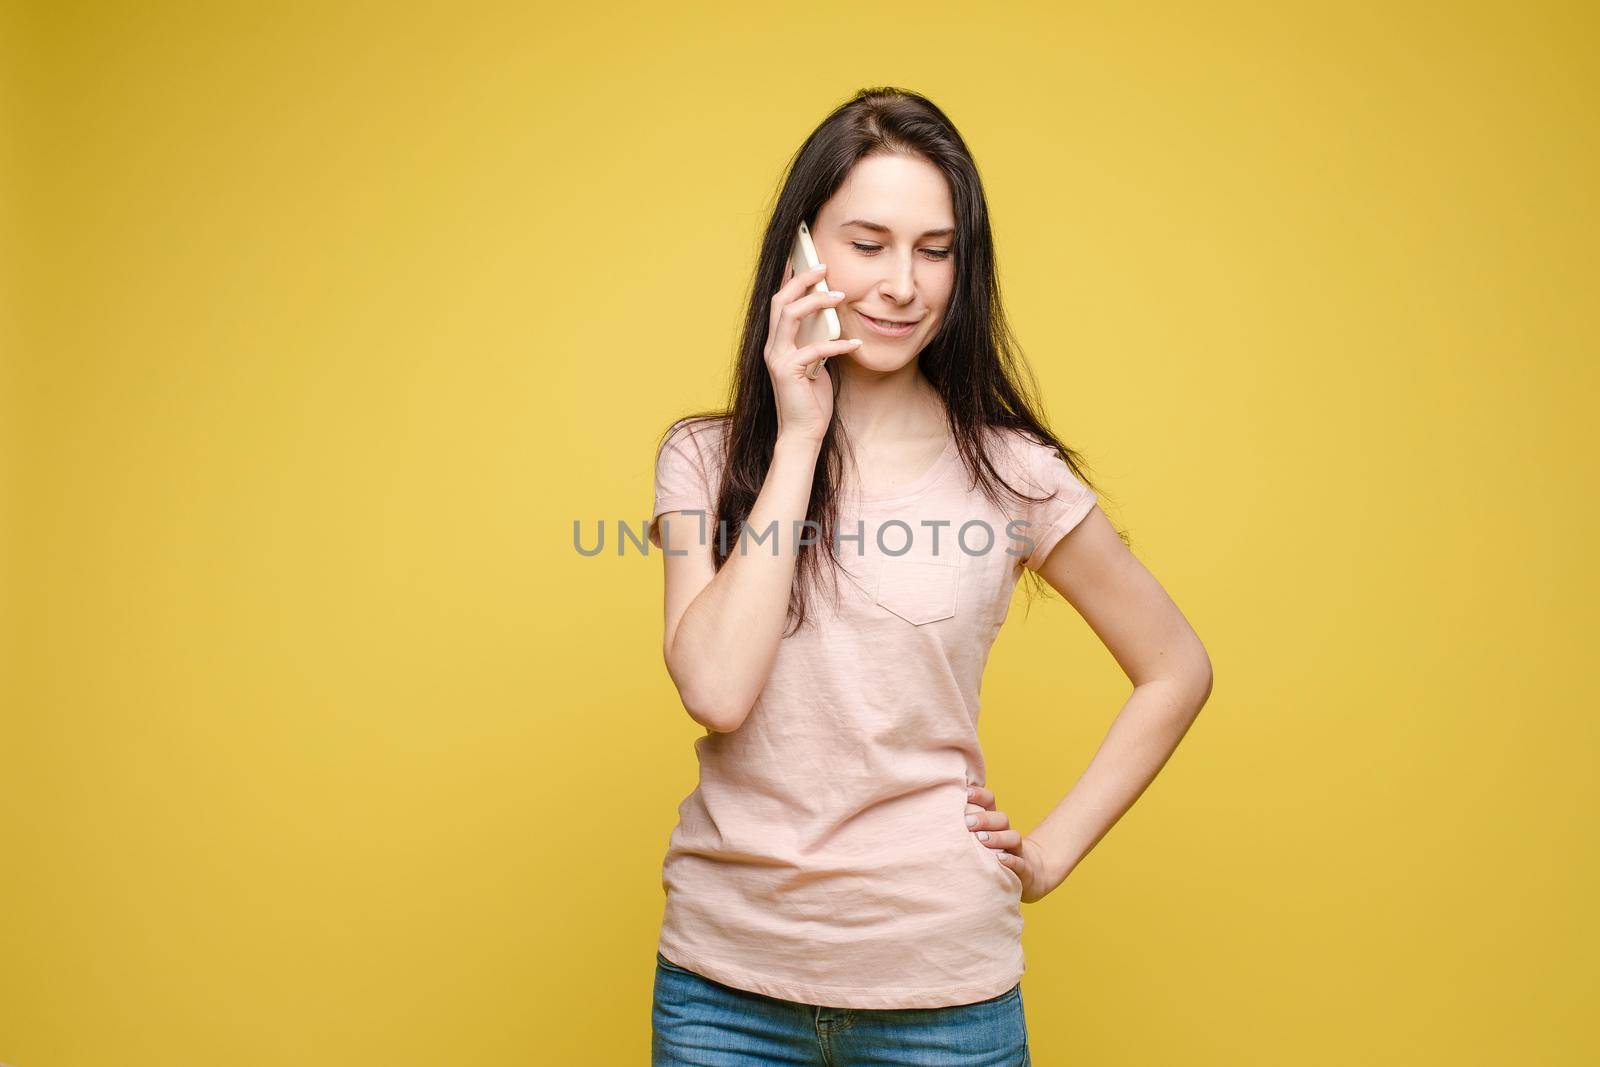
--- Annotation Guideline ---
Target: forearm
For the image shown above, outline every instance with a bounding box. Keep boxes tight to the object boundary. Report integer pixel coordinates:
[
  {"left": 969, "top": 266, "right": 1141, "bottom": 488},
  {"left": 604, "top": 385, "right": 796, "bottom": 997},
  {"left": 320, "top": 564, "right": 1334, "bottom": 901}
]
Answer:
[
  {"left": 668, "top": 433, "right": 822, "bottom": 731},
  {"left": 1027, "top": 668, "right": 1211, "bottom": 890}
]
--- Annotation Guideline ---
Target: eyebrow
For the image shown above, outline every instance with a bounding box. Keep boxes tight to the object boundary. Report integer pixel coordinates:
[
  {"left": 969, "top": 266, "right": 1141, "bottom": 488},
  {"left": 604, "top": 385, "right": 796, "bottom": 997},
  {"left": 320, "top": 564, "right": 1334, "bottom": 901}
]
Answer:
[{"left": 838, "top": 218, "right": 956, "bottom": 239}]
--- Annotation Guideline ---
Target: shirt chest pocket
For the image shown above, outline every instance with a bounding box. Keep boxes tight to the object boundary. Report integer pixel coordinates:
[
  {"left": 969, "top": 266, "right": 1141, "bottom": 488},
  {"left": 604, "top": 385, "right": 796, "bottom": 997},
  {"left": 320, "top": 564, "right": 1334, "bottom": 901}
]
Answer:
[{"left": 873, "top": 555, "right": 961, "bottom": 626}]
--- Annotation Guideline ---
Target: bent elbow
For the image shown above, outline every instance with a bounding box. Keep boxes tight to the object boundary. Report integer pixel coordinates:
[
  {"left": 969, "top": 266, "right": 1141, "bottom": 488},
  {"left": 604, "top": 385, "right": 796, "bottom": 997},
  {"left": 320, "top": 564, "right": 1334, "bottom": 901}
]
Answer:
[
  {"left": 697, "top": 710, "right": 738, "bottom": 734},
  {"left": 677, "top": 684, "right": 752, "bottom": 735},
  {"left": 685, "top": 700, "right": 750, "bottom": 735},
  {"left": 1189, "top": 648, "right": 1214, "bottom": 710}
]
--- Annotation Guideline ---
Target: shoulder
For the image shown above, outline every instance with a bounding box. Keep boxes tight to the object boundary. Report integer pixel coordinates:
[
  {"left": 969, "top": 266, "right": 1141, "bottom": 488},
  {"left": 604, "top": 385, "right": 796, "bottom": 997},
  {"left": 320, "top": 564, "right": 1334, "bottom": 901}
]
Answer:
[
  {"left": 656, "top": 414, "right": 732, "bottom": 489},
  {"left": 660, "top": 414, "right": 730, "bottom": 461},
  {"left": 978, "top": 424, "right": 1052, "bottom": 484}
]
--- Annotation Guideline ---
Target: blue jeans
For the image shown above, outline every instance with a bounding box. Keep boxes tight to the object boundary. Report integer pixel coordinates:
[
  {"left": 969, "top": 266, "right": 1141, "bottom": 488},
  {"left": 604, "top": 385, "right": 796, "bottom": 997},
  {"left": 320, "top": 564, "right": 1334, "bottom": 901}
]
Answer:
[{"left": 652, "top": 951, "right": 1031, "bottom": 1066}]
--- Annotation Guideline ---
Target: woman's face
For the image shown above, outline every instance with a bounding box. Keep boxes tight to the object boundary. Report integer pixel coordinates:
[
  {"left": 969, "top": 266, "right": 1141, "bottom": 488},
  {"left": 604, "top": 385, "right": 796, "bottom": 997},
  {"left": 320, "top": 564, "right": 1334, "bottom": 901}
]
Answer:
[{"left": 810, "top": 153, "right": 957, "bottom": 374}]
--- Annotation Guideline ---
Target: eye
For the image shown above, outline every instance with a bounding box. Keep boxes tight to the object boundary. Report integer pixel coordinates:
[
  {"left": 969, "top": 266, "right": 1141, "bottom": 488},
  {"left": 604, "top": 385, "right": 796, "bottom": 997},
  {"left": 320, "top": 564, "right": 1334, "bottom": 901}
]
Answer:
[{"left": 851, "top": 242, "right": 953, "bottom": 261}]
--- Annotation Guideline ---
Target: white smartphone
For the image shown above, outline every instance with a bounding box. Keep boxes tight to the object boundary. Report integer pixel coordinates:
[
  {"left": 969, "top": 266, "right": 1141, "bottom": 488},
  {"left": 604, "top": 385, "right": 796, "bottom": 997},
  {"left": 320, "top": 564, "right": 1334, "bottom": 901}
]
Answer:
[{"left": 788, "top": 220, "right": 841, "bottom": 380}]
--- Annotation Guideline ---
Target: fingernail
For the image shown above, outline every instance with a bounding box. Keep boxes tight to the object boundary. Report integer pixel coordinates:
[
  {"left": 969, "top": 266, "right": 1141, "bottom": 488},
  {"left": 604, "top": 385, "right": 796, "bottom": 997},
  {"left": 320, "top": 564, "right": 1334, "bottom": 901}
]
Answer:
[
  {"left": 967, "top": 787, "right": 975, "bottom": 798},
  {"left": 847, "top": 339, "right": 862, "bottom": 345},
  {"left": 828, "top": 290, "right": 844, "bottom": 298},
  {"left": 977, "top": 831, "right": 990, "bottom": 841},
  {"left": 965, "top": 814, "right": 978, "bottom": 828}
]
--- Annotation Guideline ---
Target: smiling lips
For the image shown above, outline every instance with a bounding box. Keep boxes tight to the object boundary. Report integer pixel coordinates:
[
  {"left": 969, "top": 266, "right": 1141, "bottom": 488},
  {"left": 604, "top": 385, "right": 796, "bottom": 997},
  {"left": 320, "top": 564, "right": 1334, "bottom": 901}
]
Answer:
[{"left": 860, "top": 312, "right": 920, "bottom": 337}]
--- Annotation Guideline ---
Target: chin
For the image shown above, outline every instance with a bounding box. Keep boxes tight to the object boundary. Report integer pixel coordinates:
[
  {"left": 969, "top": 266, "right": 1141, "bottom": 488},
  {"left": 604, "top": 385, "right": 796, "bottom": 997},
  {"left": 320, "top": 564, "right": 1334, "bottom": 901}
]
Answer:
[{"left": 844, "top": 346, "right": 919, "bottom": 374}]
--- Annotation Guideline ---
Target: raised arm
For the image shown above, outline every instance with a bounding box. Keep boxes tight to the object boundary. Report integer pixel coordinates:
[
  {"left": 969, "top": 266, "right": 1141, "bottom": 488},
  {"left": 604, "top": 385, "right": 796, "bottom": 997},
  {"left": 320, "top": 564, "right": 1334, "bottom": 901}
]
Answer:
[{"left": 654, "top": 261, "right": 861, "bottom": 733}]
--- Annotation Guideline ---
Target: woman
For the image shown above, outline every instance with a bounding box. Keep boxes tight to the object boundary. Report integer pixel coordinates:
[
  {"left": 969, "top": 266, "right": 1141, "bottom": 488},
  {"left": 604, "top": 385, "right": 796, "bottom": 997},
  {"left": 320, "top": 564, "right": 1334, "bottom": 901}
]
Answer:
[{"left": 648, "top": 87, "right": 1213, "bottom": 1065}]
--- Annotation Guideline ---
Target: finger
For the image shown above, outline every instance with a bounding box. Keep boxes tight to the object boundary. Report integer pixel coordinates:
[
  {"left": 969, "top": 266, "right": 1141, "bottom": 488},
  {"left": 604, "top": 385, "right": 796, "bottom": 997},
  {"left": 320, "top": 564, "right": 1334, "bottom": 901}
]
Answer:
[
  {"left": 790, "top": 337, "right": 861, "bottom": 375},
  {"left": 767, "top": 263, "right": 824, "bottom": 348},
  {"left": 801, "top": 346, "right": 855, "bottom": 378},
  {"left": 774, "top": 287, "right": 846, "bottom": 353},
  {"left": 966, "top": 807, "right": 1005, "bottom": 830},
  {"left": 966, "top": 784, "right": 995, "bottom": 810},
  {"left": 974, "top": 828, "right": 1023, "bottom": 851},
  {"left": 966, "top": 802, "right": 1010, "bottom": 828},
  {"left": 773, "top": 262, "right": 829, "bottom": 312}
]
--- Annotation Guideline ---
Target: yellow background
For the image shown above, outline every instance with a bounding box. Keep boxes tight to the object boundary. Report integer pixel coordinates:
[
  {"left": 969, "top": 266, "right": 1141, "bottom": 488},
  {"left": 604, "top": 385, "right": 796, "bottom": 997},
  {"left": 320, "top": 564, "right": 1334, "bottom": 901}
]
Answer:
[{"left": 4, "top": 2, "right": 1595, "bottom": 1064}]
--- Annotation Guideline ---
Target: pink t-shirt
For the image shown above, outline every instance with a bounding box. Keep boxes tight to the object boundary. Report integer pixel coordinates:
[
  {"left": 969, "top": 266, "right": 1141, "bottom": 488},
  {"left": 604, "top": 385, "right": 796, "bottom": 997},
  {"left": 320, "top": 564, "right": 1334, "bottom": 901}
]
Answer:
[{"left": 648, "top": 417, "right": 1097, "bottom": 1009}]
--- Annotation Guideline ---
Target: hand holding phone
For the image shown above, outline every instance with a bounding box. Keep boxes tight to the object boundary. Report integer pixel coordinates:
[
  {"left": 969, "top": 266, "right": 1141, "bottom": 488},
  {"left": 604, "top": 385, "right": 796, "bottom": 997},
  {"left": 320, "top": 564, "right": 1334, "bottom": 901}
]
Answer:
[
  {"left": 788, "top": 221, "right": 842, "bottom": 380},
  {"left": 765, "top": 225, "right": 862, "bottom": 443}
]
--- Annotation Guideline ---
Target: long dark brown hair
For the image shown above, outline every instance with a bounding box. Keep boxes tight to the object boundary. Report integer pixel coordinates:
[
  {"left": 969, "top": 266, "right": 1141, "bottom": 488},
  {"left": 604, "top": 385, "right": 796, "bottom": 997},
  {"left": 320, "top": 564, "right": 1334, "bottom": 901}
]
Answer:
[{"left": 658, "top": 86, "right": 1127, "bottom": 637}]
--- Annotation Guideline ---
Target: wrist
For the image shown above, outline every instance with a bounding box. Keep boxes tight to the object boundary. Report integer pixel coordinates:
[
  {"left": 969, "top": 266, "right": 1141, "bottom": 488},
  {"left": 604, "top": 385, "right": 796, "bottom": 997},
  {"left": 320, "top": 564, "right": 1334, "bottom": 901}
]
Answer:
[
  {"left": 775, "top": 432, "right": 825, "bottom": 456},
  {"left": 1026, "top": 833, "right": 1075, "bottom": 892}
]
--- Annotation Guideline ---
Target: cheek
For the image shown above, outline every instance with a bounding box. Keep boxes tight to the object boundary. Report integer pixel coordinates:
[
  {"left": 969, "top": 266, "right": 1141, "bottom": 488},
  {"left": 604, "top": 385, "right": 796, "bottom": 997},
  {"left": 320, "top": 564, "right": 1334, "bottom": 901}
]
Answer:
[{"left": 825, "top": 267, "right": 867, "bottom": 294}]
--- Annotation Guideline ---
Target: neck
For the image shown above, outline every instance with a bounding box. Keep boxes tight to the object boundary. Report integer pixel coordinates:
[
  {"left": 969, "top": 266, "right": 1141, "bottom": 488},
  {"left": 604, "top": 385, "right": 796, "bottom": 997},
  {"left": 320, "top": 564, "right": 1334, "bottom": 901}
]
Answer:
[{"left": 833, "top": 359, "right": 946, "bottom": 445}]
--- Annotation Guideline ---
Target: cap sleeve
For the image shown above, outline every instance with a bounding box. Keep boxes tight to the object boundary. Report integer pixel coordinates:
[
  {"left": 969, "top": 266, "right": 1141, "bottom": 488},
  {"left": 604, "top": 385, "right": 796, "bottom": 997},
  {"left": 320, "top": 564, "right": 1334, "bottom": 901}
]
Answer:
[
  {"left": 650, "top": 419, "right": 719, "bottom": 549},
  {"left": 1016, "top": 439, "right": 1097, "bottom": 572}
]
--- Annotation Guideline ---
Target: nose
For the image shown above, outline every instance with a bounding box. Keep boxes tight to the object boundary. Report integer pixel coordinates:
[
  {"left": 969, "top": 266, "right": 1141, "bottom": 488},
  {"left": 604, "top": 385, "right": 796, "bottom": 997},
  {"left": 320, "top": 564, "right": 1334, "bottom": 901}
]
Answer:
[{"left": 876, "top": 251, "right": 917, "bottom": 305}]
